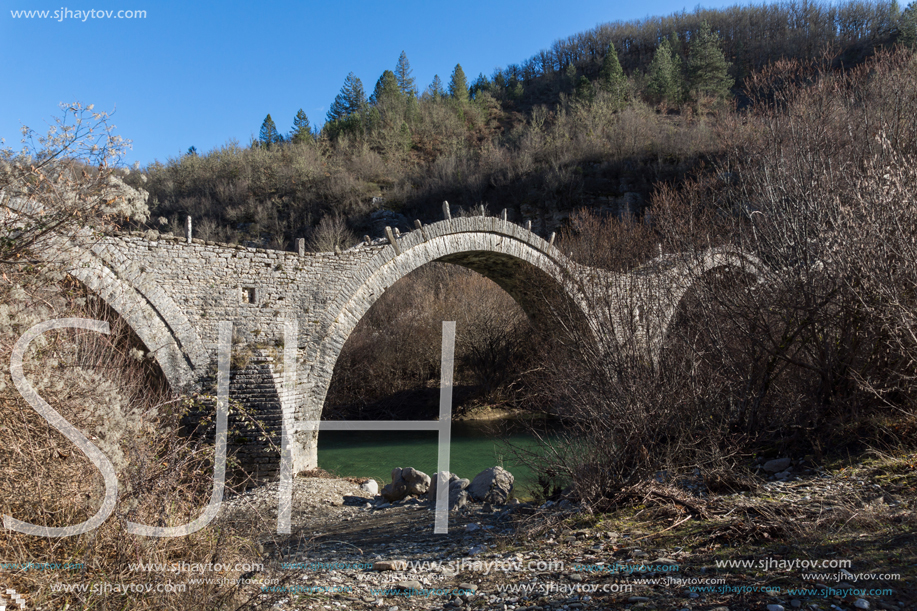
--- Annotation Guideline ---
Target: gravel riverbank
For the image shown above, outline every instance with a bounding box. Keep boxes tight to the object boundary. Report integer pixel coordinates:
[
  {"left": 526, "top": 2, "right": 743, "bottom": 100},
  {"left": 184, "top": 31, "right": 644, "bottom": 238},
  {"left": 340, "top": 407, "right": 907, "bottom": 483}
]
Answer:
[{"left": 211, "top": 456, "right": 916, "bottom": 611}]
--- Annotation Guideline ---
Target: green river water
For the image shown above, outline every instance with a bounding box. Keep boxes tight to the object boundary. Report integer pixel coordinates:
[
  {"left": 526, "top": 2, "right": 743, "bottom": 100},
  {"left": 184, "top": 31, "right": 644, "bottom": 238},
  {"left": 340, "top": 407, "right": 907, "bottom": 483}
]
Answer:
[{"left": 317, "top": 419, "right": 553, "bottom": 500}]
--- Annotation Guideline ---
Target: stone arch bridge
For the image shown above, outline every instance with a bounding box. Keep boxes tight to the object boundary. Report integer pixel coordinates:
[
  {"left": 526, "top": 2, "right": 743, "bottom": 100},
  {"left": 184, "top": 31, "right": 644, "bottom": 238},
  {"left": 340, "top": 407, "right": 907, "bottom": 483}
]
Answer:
[{"left": 59, "top": 214, "right": 767, "bottom": 478}]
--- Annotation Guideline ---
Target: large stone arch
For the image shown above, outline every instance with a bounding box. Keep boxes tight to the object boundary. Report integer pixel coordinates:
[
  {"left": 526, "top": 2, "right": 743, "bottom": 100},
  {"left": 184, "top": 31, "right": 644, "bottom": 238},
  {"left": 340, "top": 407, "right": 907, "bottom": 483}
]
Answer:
[
  {"left": 64, "top": 242, "right": 208, "bottom": 393},
  {"left": 289, "top": 216, "right": 591, "bottom": 472}
]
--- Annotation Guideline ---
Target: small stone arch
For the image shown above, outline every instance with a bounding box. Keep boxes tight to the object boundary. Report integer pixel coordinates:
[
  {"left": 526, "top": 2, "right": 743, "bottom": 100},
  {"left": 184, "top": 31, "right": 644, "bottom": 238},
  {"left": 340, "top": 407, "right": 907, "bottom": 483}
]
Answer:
[
  {"left": 65, "top": 246, "right": 208, "bottom": 393},
  {"left": 654, "top": 247, "right": 772, "bottom": 359}
]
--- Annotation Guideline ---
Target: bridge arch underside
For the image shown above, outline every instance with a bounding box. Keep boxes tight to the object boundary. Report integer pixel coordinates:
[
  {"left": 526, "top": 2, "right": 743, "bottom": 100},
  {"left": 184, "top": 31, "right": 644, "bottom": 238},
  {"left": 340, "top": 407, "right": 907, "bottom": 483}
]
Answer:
[
  {"left": 659, "top": 263, "right": 764, "bottom": 362},
  {"left": 290, "top": 234, "right": 589, "bottom": 472},
  {"left": 436, "top": 250, "right": 587, "bottom": 331},
  {"left": 67, "top": 263, "right": 200, "bottom": 394}
]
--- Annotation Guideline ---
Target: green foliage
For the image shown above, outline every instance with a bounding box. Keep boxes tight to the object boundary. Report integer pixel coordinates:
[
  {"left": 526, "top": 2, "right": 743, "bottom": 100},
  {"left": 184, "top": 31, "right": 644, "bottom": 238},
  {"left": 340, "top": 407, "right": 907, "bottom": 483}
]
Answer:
[
  {"left": 575, "top": 76, "right": 594, "bottom": 101},
  {"left": 290, "top": 109, "right": 313, "bottom": 144},
  {"left": 508, "top": 78, "right": 524, "bottom": 101},
  {"left": 470, "top": 72, "right": 490, "bottom": 99},
  {"left": 599, "top": 42, "right": 627, "bottom": 105},
  {"left": 327, "top": 72, "right": 367, "bottom": 123},
  {"left": 900, "top": 1, "right": 917, "bottom": 47},
  {"left": 686, "top": 21, "right": 734, "bottom": 99},
  {"left": 449, "top": 64, "right": 469, "bottom": 102},
  {"left": 370, "top": 70, "right": 400, "bottom": 105},
  {"left": 258, "top": 114, "right": 282, "bottom": 147},
  {"left": 645, "top": 38, "right": 683, "bottom": 106},
  {"left": 395, "top": 51, "right": 417, "bottom": 97},
  {"left": 427, "top": 74, "right": 445, "bottom": 100},
  {"left": 564, "top": 62, "right": 577, "bottom": 90}
]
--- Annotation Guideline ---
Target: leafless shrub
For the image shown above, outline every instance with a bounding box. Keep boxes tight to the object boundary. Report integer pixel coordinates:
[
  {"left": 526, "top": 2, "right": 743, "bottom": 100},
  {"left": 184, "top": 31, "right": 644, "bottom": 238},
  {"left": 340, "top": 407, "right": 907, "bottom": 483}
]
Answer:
[
  {"left": 1, "top": 103, "right": 148, "bottom": 267},
  {"left": 523, "top": 51, "right": 917, "bottom": 510},
  {"left": 0, "top": 272, "right": 275, "bottom": 610},
  {"left": 308, "top": 214, "right": 355, "bottom": 252}
]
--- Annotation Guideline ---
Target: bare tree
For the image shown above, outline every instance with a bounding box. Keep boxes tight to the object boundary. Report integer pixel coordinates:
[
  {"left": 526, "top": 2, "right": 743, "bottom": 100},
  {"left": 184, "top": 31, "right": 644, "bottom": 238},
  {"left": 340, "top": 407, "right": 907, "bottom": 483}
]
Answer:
[{"left": 1, "top": 102, "right": 148, "bottom": 266}]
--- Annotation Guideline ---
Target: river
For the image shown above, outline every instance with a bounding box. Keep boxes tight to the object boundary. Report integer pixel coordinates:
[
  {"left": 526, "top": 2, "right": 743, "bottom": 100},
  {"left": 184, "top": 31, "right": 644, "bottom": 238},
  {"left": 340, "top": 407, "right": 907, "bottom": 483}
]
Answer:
[{"left": 317, "top": 418, "right": 554, "bottom": 500}]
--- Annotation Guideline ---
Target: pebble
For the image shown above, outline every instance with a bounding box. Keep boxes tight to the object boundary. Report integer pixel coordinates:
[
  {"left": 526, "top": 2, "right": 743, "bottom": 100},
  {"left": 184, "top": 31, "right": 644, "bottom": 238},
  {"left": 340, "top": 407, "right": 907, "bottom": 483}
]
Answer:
[
  {"left": 628, "top": 596, "right": 650, "bottom": 603},
  {"left": 767, "top": 605, "right": 785, "bottom": 611},
  {"left": 854, "top": 600, "right": 870, "bottom": 610},
  {"left": 373, "top": 560, "right": 407, "bottom": 571},
  {"left": 764, "top": 457, "right": 792, "bottom": 472},
  {"left": 791, "top": 600, "right": 802, "bottom": 608}
]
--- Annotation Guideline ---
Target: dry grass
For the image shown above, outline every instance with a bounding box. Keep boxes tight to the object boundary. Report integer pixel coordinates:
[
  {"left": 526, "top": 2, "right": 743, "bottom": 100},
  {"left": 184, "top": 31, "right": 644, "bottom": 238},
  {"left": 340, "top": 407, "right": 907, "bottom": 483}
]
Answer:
[{"left": 0, "top": 269, "right": 287, "bottom": 610}]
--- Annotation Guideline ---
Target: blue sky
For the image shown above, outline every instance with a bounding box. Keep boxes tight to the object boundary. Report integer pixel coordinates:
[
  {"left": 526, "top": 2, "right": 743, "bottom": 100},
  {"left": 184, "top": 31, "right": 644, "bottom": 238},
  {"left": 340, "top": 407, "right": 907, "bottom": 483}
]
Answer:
[{"left": 2, "top": 0, "right": 753, "bottom": 167}]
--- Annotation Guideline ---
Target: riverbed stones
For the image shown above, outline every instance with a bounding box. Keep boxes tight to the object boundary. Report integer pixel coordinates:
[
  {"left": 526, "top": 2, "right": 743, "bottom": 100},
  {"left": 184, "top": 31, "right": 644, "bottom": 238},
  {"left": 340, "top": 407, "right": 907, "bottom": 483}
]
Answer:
[
  {"left": 402, "top": 467, "right": 431, "bottom": 496},
  {"left": 468, "top": 466, "right": 514, "bottom": 504},
  {"left": 426, "top": 472, "right": 474, "bottom": 510},
  {"left": 381, "top": 467, "right": 431, "bottom": 502},
  {"left": 428, "top": 472, "right": 469, "bottom": 499},
  {"left": 373, "top": 560, "right": 407, "bottom": 571},
  {"left": 763, "top": 458, "right": 792, "bottom": 472},
  {"left": 450, "top": 489, "right": 471, "bottom": 511}
]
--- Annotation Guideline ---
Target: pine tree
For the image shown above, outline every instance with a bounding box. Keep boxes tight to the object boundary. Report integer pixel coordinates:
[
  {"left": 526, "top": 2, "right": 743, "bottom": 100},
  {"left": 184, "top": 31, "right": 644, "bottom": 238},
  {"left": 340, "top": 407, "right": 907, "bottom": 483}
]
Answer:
[
  {"left": 470, "top": 73, "right": 490, "bottom": 99},
  {"left": 599, "top": 42, "right": 627, "bottom": 104},
  {"left": 668, "top": 31, "right": 684, "bottom": 62},
  {"left": 428, "top": 74, "right": 445, "bottom": 100},
  {"left": 394, "top": 51, "right": 417, "bottom": 97},
  {"left": 290, "top": 109, "right": 312, "bottom": 144},
  {"left": 900, "top": 1, "right": 917, "bottom": 47},
  {"left": 645, "top": 39, "right": 682, "bottom": 106},
  {"left": 371, "top": 70, "right": 400, "bottom": 105},
  {"left": 687, "top": 21, "right": 733, "bottom": 100},
  {"left": 449, "top": 64, "right": 469, "bottom": 102},
  {"left": 326, "top": 72, "right": 367, "bottom": 123},
  {"left": 575, "top": 75, "right": 594, "bottom": 101},
  {"left": 564, "top": 63, "right": 578, "bottom": 90},
  {"left": 508, "top": 78, "right": 524, "bottom": 100},
  {"left": 259, "top": 114, "right": 282, "bottom": 147}
]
